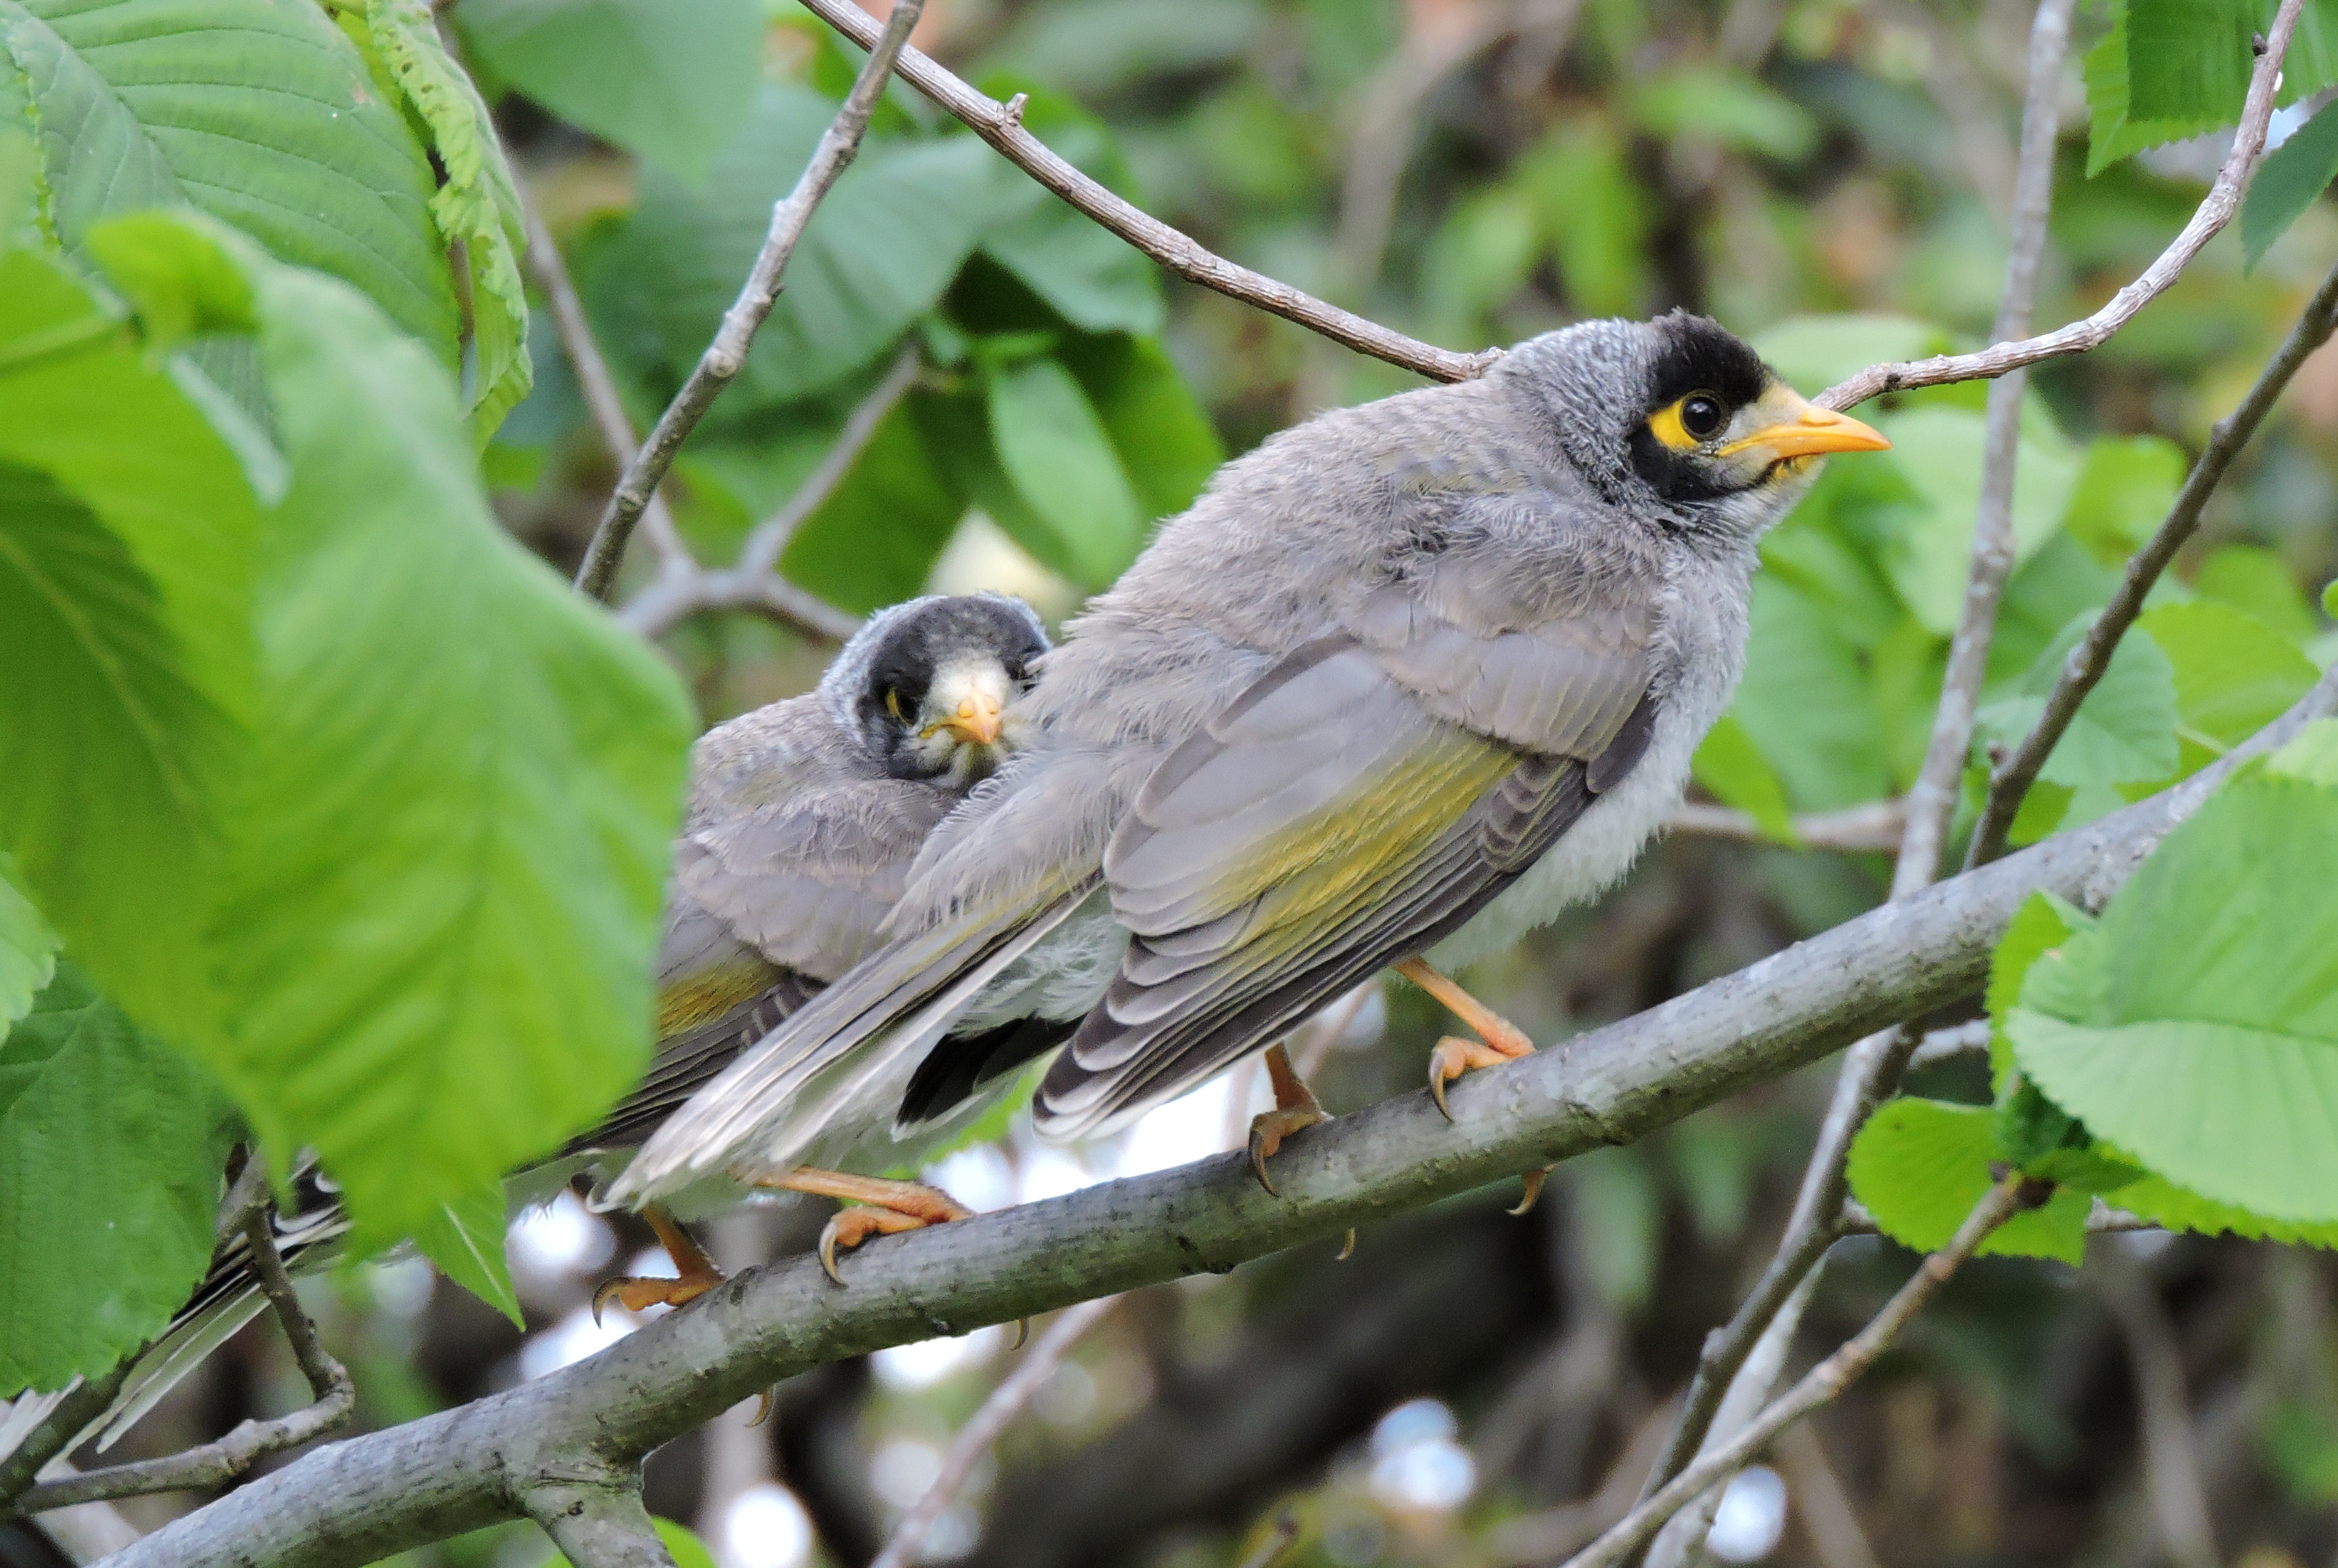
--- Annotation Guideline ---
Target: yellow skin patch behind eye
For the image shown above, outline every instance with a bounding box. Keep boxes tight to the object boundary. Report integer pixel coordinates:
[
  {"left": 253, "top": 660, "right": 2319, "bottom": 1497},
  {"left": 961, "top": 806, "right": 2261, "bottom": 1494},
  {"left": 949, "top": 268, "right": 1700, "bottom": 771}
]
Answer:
[{"left": 1647, "top": 394, "right": 1712, "bottom": 452}]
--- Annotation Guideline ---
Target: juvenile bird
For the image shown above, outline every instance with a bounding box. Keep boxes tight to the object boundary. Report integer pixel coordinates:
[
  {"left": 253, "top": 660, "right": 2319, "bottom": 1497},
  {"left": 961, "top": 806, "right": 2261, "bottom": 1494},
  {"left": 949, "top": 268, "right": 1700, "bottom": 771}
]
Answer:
[
  {"left": 20, "top": 593, "right": 1050, "bottom": 1458},
  {"left": 613, "top": 314, "right": 1887, "bottom": 1214}
]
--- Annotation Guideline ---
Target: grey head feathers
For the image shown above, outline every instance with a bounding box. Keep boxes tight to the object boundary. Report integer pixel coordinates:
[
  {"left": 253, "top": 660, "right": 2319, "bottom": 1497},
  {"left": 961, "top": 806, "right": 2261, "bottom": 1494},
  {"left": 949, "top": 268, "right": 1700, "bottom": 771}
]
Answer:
[{"left": 818, "top": 592, "right": 1050, "bottom": 787}]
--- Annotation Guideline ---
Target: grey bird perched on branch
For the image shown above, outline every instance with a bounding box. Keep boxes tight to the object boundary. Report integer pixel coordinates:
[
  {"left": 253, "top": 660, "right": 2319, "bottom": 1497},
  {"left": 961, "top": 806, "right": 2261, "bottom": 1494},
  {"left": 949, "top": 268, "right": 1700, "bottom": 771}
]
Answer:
[
  {"left": 4, "top": 594, "right": 1054, "bottom": 1464},
  {"left": 612, "top": 314, "right": 1888, "bottom": 1219}
]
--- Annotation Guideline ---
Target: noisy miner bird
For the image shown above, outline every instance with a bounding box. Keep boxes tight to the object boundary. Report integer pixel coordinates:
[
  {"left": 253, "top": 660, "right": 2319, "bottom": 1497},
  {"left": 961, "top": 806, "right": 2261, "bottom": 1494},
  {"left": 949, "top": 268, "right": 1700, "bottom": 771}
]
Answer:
[
  {"left": 611, "top": 313, "right": 1888, "bottom": 1222},
  {"left": 12, "top": 593, "right": 1052, "bottom": 1461}
]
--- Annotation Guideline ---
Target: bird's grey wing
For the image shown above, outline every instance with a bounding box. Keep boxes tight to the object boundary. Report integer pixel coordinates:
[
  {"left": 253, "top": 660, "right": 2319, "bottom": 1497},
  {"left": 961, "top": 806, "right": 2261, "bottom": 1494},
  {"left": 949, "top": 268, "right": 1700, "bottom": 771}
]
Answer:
[{"left": 1039, "top": 579, "right": 1658, "bottom": 1138}]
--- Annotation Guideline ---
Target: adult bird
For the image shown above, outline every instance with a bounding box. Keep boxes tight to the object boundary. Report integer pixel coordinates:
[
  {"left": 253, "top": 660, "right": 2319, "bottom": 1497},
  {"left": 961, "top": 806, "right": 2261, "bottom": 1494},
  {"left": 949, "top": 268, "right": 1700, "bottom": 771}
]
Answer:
[
  {"left": 15, "top": 593, "right": 1052, "bottom": 1461},
  {"left": 612, "top": 314, "right": 1888, "bottom": 1218}
]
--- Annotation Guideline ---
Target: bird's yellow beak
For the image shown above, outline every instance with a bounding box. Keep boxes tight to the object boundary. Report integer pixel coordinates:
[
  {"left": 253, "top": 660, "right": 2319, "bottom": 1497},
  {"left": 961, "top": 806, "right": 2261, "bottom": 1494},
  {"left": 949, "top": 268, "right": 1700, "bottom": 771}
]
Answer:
[
  {"left": 931, "top": 689, "right": 1002, "bottom": 748},
  {"left": 1716, "top": 388, "right": 1892, "bottom": 463}
]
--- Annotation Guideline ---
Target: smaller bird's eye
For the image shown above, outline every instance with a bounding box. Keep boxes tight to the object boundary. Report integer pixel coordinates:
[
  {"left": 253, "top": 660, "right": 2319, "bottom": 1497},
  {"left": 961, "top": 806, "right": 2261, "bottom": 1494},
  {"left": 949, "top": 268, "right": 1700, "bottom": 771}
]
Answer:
[{"left": 1679, "top": 393, "right": 1726, "bottom": 440}]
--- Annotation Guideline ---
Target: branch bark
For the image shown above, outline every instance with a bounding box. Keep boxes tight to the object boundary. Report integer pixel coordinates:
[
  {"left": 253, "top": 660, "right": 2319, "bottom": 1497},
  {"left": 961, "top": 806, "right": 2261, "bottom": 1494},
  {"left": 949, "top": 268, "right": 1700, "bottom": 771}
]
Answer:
[
  {"left": 573, "top": 0, "right": 926, "bottom": 602},
  {"left": 1815, "top": 0, "right": 2305, "bottom": 411},
  {"left": 795, "top": 0, "right": 1499, "bottom": 385},
  {"left": 1663, "top": 799, "right": 1907, "bottom": 853},
  {"left": 519, "top": 1464, "right": 672, "bottom": 1568},
  {"left": 95, "top": 668, "right": 2336, "bottom": 1568},
  {"left": 1965, "top": 246, "right": 2338, "bottom": 866}
]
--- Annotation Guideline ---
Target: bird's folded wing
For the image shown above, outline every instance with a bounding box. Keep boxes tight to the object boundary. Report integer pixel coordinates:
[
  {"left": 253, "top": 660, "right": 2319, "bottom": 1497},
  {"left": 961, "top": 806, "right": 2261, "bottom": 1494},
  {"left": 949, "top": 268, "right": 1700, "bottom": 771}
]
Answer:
[{"left": 1042, "top": 584, "right": 1657, "bottom": 1139}]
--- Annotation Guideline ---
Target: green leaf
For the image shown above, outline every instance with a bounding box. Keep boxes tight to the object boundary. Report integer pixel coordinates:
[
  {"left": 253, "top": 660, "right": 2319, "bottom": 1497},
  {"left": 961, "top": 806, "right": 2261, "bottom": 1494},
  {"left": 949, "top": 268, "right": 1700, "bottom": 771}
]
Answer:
[
  {"left": 2266, "top": 716, "right": 2338, "bottom": 786},
  {"left": 206, "top": 251, "right": 692, "bottom": 1250},
  {"left": 1058, "top": 333, "right": 1223, "bottom": 521},
  {"left": 2193, "top": 544, "right": 2319, "bottom": 642},
  {"left": 1749, "top": 314, "right": 1949, "bottom": 398},
  {"left": 1875, "top": 405, "right": 2082, "bottom": 637},
  {"left": 982, "top": 198, "right": 1164, "bottom": 336},
  {"left": 1730, "top": 575, "right": 1888, "bottom": 810},
  {"left": 1846, "top": 1099, "right": 2089, "bottom": 1264},
  {"left": 1571, "top": 1149, "right": 1660, "bottom": 1313},
  {"left": 412, "top": 1181, "right": 521, "bottom": 1326},
  {"left": 542, "top": 1517, "right": 718, "bottom": 1568},
  {"left": 1691, "top": 714, "right": 1800, "bottom": 845},
  {"left": 0, "top": 0, "right": 459, "bottom": 377},
  {"left": 455, "top": 0, "right": 762, "bottom": 182},
  {"left": 1629, "top": 65, "right": 1816, "bottom": 160},
  {"left": 83, "top": 213, "right": 258, "bottom": 353},
  {"left": 1517, "top": 116, "right": 1649, "bottom": 317},
  {"left": 2063, "top": 435, "right": 2182, "bottom": 565},
  {"left": 2126, "top": 0, "right": 2256, "bottom": 124},
  {"left": 361, "top": 0, "right": 533, "bottom": 437},
  {"left": 2245, "top": 98, "right": 2338, "bottom": 266},
  {"left": 986, "top": 354, "right": 1149, "bottom": 589},
  {"left": 2084, "top": 3, "right": 2226, "bottom": 174},
  {"left": 2009, "top": 767, "right": 2338, "bottom": 1223},
  {"left": 1986, "top": 892, "right": 2089, "bottom": 1092},
  {"left": 0, "top": 852, "right": 56, "bottom": 1036},
  {"left": 2139, "top": 600, "right": 2318, "bottom": 756},
  {"left": 2323, "top": 577, "right": 2337, "bottom": 618},
  {"left": 0, "top": 962, "right": 235, "bottom": 1394},
  {"left": 2101, "top": 1165, "right": 2338, "bottom": 1244},
  {"left": 776, "top": 400, "right": 967, "bottom": 614},
  {"left": 1974, "top": 613, "right": 2179, "bottom": 832}
]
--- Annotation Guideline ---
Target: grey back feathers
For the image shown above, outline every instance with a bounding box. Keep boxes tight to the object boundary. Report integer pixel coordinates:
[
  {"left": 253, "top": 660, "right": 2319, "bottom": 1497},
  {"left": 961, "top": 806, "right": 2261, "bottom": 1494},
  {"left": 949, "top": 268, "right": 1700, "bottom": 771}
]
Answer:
[{"left": 616, "top": 315, "right": 1814, "bottom": 1199}]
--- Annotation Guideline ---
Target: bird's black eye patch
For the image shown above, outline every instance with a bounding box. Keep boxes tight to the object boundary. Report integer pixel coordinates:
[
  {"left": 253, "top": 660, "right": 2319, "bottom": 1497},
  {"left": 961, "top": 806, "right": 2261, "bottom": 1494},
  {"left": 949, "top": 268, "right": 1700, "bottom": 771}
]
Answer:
[{"left": 1645, "top": 313, "right": 1769, "bottom": 416}]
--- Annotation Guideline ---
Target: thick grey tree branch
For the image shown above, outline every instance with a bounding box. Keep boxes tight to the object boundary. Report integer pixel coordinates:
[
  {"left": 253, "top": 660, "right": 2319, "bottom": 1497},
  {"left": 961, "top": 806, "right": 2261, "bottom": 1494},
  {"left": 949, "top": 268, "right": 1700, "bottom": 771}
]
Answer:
[
  {"left": 519, "top": 1463, "right": 672, "bottom": 1568},
  {"left": 1966, "top": 246, "right": 2338, "bottom": 866},
  {"left": 1816, "top": 0, "right": 2304, "bottom": 411},
  {"left": 574, "top": 0, "right": 926, "bottom": 602},
  {"left": 795, "top": 0, "right": 1500, "bottom": 385},
  {"left": 1639, "top": 0, "right": 2080, "bottom": 1519},
  {"left": 96, "top": 668, "right": 2336, "bottom": 1568},
  {"left": 12, "top": 1207, "right": 353, "bottom": 1515}
]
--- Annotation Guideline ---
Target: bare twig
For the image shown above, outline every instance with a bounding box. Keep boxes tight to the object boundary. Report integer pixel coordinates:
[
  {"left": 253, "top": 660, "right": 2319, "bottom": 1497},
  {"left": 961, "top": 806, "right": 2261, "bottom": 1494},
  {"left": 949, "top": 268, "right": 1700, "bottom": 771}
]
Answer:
[
  {"left": 519, "top": 1465, "right": 673, "bottom": 1568},
  {"left": 1637, "top": 0, "right": 2080, "bottom": 1529},
  {"left": 575, "top": 0, "right": 927, "bottom": 602},
  {"left": 1837, "top": 1197, "right": 2159, "bottom": 1238},
  {"left": 616, "top": 343, "right": 921, "bottom": 642},
  {"left": 1664, "top": 799, "right": 1908, "bottom": 853},
  {"left": 1906, "top": 1018, "right": 1991, "bottom": 1070},
  {"left": 1774, "top": 1423, "right": 1882, "bottom": 1568},
  {"left": 519, "top": 182, "right": 694, "bottom": 577},
  {"left": 1965, "top": 248, "right": 2338, "bottom": 866},
  {"left": 1565, "top": 1178, "right": 2030, "bottom": 1568},
  {"left": 2092, "top": 1247, "right": 2219, "bottom": 1568},
  {"left": 1817, "top": 0, "right": 2305, "bottom": 410},
  {"left": 869, "top": 1299, "right": 1117, "bottom": 1568},
  {"left": 795, "top": 0, "right": 1499, "bottom": 385},
  {"left": 8, "top": 1209, "right": 353, "bottom": 1515}
]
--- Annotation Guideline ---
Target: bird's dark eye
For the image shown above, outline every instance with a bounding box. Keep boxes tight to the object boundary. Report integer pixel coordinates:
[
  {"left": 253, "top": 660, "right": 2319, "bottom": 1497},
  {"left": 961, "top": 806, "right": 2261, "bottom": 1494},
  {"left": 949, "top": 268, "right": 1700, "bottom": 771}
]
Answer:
[{"left": 1679, "top": 393, "right": 1726, "bottom": 440}]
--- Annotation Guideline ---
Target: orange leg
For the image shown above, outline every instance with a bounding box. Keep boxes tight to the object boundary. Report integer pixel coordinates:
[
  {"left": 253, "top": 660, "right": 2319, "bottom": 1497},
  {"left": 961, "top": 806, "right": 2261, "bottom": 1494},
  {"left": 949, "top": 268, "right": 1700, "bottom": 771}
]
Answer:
[
  {"left": 1395, "top": 957, "right": 1536, "bottom": 1120},
  {"left": 592, "top": 1206, "right": 724, "bottom": 1322},
  {"left": 748, "top": 1167, "right": 972, "bottom": 1285},
  {"left": 1246, "top": 1042, "right": 1331, "bottom": 1197}
]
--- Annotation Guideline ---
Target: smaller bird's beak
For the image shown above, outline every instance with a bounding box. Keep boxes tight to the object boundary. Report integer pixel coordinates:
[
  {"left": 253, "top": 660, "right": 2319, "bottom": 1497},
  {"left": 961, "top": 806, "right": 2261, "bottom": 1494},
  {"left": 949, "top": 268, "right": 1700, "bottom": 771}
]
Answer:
[
  {"left": 934, "top": 689, "right": 1003, "bottom": 747},
  {"left": 1717, "top": 390, "right": 1892, "bottom": 463}
]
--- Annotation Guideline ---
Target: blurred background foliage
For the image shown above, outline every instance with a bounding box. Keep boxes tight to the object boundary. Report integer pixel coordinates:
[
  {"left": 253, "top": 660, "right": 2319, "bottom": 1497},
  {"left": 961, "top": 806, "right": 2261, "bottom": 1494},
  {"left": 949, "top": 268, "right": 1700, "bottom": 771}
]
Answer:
[{"left": 36, "top": 0, "right": 2338, "bottom": 1564}]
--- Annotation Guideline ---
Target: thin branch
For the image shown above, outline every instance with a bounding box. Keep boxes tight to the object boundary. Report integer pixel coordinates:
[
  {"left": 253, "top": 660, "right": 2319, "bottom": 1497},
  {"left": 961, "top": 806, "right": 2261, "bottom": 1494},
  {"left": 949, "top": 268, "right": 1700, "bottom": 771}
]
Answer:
[
  {"left": 1817, "top": 0, "right": 2305, "bottom": 410},
  {"left": 1636, "top": 0, "right": 2078, "bottom": 1525},
  {"left": 1664, "top": 799, "right": 1907, "bottom": 853},
  {"left": 1905, "top": 1018, "right": 1992, "bottom": 1070},
  {"left": 101, "top": 672, "right": 2337, "bottom": 1568},
  {"left": 1564, "top": 1177, "right": 2030, "bottom": 1568},
  {"left": 519, "top": 1465, "right": 674, "bottom": 1568},
  {"left": 9, "top": 1208, "right": 353, "bottom": 1515},
  {"left": 616, "top": 343, "right": 921, "bottom": 642},
  {"left": 869, "top": 1298, "right": 1117, "bottom": 1568},
  {"left": 1774, "top": 1423, "right": 1882, "bottom": 1568},
  {"left": 795, "top": 0, "right": 1499, "bottom": 385},
  {"left": 575, "top": 0, "right": 927, "bottom": 602},
  {"left": 2092, "top": 1247, "right": 2219, "bottom": 1568},
  {"left": 1838, "top": 1197, "right": 2159, "bottom": 1237},
  {"left": 519, "top": 180, "right": 694, "bottom": 577},
  {"left": 1966, "top": 248, "right": 2338, "bottom": 866}
]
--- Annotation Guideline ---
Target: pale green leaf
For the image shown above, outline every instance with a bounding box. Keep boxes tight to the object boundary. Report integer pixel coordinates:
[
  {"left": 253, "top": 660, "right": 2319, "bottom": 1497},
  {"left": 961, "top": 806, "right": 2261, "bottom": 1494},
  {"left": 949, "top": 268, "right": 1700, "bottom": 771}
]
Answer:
[
  {"left": 2139, "top": 600, "right": 2318, "bottom": 754},
  {"left": 1875, "top": 405, "right": 2081, "bottom": 636},
  {"left": 1749, "top": 314, "right": 1949, "bottom": 400},
  {"left": 2009, "top": 769, "right": 2338, "bottom": 1223},
  {"left": 2063, "top": 435, "right": 2182, "bottom": 564},
  {"left": 2102, "top": 1166, "right": 2338, "bottom": 1245},
  {"left": 362, "top": 0, "right": 533, "bottom": 437},
  {"left": 2193, "top": 545, "right": 2319, "bottom": 643},
  {"left": 0, "top": 962, "right": 235, "bottom": 1394},
  {"left": 1630, "top": 65, "right": 1816, "bottom": 160},
  {"left": 205, "top": 254, "right": 692, "bottom": 1249},
  {"left": 2245, "top": 98, "right": 2338, "bottom": 266},
  {"left": 1846, "top": 1098, "right": 2089, "bottom": 1264},
  {"left": 2266, "top": 716, "right": 2338, "bottom": 786},
  {"left": 1975, "top": 613, "right": 2179, "bottom": 816},
  {"left": 2084, "top": 4, "right": 2224, "bottom": 174},
  {"left": 455, "top": 0, "right": 762, "bottom": 182},
  {"left": 1985, "top": 891, "right": 2089, "bottom": 1093},
  {"left": 0, "top": 852, "right": 56, "bottom": 1034},
  {"left": 1060, "top": 333, "right": 1223, "bottom": 521},
  {"left": 987, "top": 355, "right": 1148, "bottom": 590},
  {"left": 1730, "top": 575, "right": 1888, "bottom": 811},
  {"left": 1691, "top": 714, "right": 1800, "bottom": 845},
  {"left": 413, "top": 1181, "right": 521, "bottom": 1326}
]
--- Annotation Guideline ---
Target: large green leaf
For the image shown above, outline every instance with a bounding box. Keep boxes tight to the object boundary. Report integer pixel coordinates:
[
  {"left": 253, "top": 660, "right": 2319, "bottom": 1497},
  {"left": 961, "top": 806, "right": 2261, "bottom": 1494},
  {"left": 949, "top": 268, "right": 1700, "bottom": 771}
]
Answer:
[
  {"left": 1728, "top": 574, "right": 1888, "bottom": 810},
  {"left": 0, "top": 244, "right": 262, "bottom": 1033},
  {"left": 1749, "top": 314, "right": 1949, "bottom": 399},
  {"left": 987, "top": 354, "right": 1149, "bottom": 589},
  {"left": 1059, "top": 333, "right": 1222, "bottom": 521},
  {"left": 1874, "top": 405, "right": 2081, "bottom": 637},
  {"left": 2084, "top": 4, "right": 2227, "bottom": 173},
  {"left": 412, "top": 1180, "right": 522, "bottom": 1327},
  {"left": 2193, "top": 545, "right": 2321, "bottom": 643},
  {"left": 2244, "top": 98, "right": 2338, "bottom": 267},
  {"left": 455, "top": 0, "right": 762, "bottom": 182},
  {"left": 776, "top": 401, "right": 968, "bottom": 613},
  {"left": 0, "top": 852, "right": 55, "bottom": 1036},
  {"left": 0, "top": 0, "right": 458, "bottom": 375},
  {"left": 2009, "top": 762, "right": 2338, "bottom": 1223},
  {"left": 2139, "top": 600, "right": 2319, "bottom": 758},
  {"left": 1975, "top": 613, "right": 2179, "bottom": 832},
  {"left": 361, "top": 0, "right": 532, "bottom": 437},
  {"left": 1847, "top": 1098, "right": 2089, "bottom": 1264},
  {"left": 2126, "top": 0, "right": 2260, "bottom": 124},
  {"left": 1690, "top": 714, "right": 1798, "bottom": 844},
  {"left": 2063, "top": 435, "right": 2182, "bottom": 565},
  {"left": 205, "top": 251, "right": 692, "bottom": 1249},
  {"left": 0, "top": 963, "right": 235, "bottom": 1394}
]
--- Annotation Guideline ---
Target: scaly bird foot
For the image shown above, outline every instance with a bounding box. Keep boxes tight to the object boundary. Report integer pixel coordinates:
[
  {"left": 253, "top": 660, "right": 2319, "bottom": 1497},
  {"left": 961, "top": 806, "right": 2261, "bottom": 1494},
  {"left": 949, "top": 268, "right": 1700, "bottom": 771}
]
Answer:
[
  {"left": 1426, "top": 1033, "right": 1534, "bottom": 1121},
  {"left": 1247, "top": 1103, "right": 1331, "bottom": 1197},
  {"left": 591, "top": 1267, "right": 721, "bottom": 1324},
  {"left": 816, "top": 1193, "right": 971, "bottom": 1285}
]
